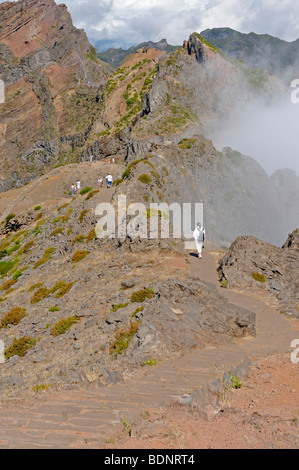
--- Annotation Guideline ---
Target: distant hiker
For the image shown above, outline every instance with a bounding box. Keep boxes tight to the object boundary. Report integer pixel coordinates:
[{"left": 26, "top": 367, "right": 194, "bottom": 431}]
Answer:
[
  {"left": 112, "top": 157, "right": 115, "bottom": 163},
  {"left": 193, "top": 222, "right": 206, "bottom": 259},
  {"left": 71, "top": 184, "right": 76, "bottom": 196},
  {"left": 76, "top": 179, "right": 81, "bottom": 192},
  {"left": 106, "top": 173, "right": 113, "bottom": 188},
  {"left": 107, "top": 158, "right": 110, "bottom": 164},
  {"left": 90, "top": 155, "right": 94, "bottom": 163},
  {"left": 98, "top": 176, "right": 103, "bottom": 187}
]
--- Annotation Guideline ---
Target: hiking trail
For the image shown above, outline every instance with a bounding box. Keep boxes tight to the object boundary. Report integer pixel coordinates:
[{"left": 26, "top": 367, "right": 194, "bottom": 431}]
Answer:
[{"left": 0, "top": 249, "right": 298, "bottom": 448}]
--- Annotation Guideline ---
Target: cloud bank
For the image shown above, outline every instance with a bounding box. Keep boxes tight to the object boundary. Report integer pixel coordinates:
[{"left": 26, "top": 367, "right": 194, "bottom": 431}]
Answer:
[{"left": 63, "top": 0, "right": 299, "bottom": 49}]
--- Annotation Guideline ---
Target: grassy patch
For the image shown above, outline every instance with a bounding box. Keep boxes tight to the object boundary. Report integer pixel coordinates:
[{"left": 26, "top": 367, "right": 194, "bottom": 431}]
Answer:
[
  {"left": 109, "top": 321, "right": 140, "bottom": 359},
  {"left": 252, "top": 272, "right": 266, "bottom": 283},
  {"left": 49, "top": 306, "right": 61, "bottom": 312},
  {"left": 80, "top": 187, "right": 93, "bottom": 196},
  {"left": 33, "top": 247, "right": 55, "bottom": 269},
  {"left": 72, "top": 234, "right": 87, "bottom": 244},
  {"left": 130, "top": 288, "right": 155, "bottom": 303},
  {"left": 4, "top": 336, "right": 36, "bottom": 360},
  {"left": 0, "top": 307, "right": 26, "bottom": 328},
  {"left": 50, "top": 316, "right": 79, "bottom": 336},
  {"left": 72, "top": 250, "right": 89, "bottom": 263},
  {"left": 79, "top": 209, "right": 89, "bottom": 223},
  {"left": 110, "top": 302, "right": 130, "bottom": 313},
  {"left": 84, "top": 189, "right": 99, "bottom": 201},
  {"left": 138, "top": 174, "right": 152, "bottom": 184},
  {"left": 178, "top": 138, "right": 196, "bottom": 149},
  {"left": 142, "top": 359, "right": 157, "bottom": 366},
  {"left": 86, "top": 228, "right": 96, "bottom": 242},
  {"left": 0, "top": 278, "right": 17, "bottom": 291},
  {"left": 50, "top": 227, "right": 65, "bottom": 237}
]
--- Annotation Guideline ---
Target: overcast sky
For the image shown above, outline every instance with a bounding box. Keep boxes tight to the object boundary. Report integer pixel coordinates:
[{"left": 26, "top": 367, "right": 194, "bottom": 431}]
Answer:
[
  {"left": 1, "top": 0, "right": 298, "bottom": 49},
  {"left": 61, "top": 0, "right": 299, "bottom": 50}
]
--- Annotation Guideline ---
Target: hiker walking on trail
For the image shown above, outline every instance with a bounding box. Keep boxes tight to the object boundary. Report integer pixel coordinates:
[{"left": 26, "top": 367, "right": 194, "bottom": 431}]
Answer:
[
  {"left": 106, "top": 173, "right": 113, "bottom": 188},
  {"left": 76, "top": 179, "right": 81, "bottom": 192},
  {"left": 98, "top": 176, "right": 103, "bottom": 187},
  {"left": 193, "top": 222, "right": 206, "bottom": 259},
  {"left": 71, "top": 184, "right": 76, "bottom": 196}
]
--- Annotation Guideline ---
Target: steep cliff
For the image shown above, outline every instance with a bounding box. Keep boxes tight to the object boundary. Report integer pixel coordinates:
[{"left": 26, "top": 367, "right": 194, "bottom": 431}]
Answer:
[{"left": 0, "top": 0, "right": 112, "bottom": 191}]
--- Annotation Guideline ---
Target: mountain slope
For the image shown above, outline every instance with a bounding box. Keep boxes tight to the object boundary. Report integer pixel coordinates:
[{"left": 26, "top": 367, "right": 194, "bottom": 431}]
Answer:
[
  {"left": 0, "top": 0, "right": 112, "bottom": 192},
  {"left": 200, "top": 28, "right": 299, "bottom": 83}
]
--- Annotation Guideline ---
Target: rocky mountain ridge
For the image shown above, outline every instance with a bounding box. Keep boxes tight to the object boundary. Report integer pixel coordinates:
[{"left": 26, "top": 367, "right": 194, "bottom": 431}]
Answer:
[
  {"left": 200, "top": 28, "right": 299, "bottom": 84},
  {"left": 97, "top": 38, "right": 180, "bottom": 68}
]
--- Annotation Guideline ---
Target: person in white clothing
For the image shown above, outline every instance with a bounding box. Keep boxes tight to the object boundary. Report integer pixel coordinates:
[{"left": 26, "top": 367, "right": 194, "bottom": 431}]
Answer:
[
  {"left": 193, "top": 222, "right": 206, "bottom": 259},
  {"left": 106, "top": 173, "right": 113, "bottom": 188}
]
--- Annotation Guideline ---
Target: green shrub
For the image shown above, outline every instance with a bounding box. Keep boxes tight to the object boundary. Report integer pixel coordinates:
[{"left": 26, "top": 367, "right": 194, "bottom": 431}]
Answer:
[
  {"left": 252, "top": 272, "right": 266, "bottom": 283},
  {"left": 0, "top": 307, "right": 26, "bottom": 328},
  {"left": 50, "top": 227, "right": 65, "bottom": 237},
  {"left": 5, "top": 213, "right": 15, "bottom": 224},
  {"left": 72, "top": 250, "right": 89, "bottom": 263},
  {"left": 4, "top": 336, "right": 36, "bottom": 360},
  {"left": 110, "top": 302, "right": 130, "bottom": 313},
  {"left": 0, "top": 278, "right": 17, "bottom": 291},
  {"left": 12, "top": 270, "right": 22, "bottom": 281},
  {"left": 72, "top": 234, "right": 87, "bottom": 244},
  {"left": 49, "top": 306, "right": 61, "bottom": 312},
  {"left": 84, "top": 190, "right": 99, "bottom": 200},
  {"left": 79, "top": 210, "right": 89, "bottom": 223},
  {"left": 30, "top": 286, "right": 49, "bottom": 304},
  {"left": 86, "top": 228, "right": 96, "bottom": 242},
  {"left": 130, "top": 288, "right": 155, "bottom": 303},
  {"left": 28, "top": 282, "right": 43, "bottom": 293},
  {"left": 50, "top": 316, "right": 79, "bottom": 336},
  {"left": 34, "top": 206, "right": 41, "bottom": 211},
  {"left": 80, "top": 187, "right": 93, "bottom": 196},
  {"left": 138, "top": 174, "right": 152, "bottom": 184},
  {"left": 109, "top": 321, "right": 140, "bottom": 359},
  {"left": 33, "top": 247, "right": 55, "bottom": 269},
  {"left": 113, "top": 179, "right": 124, "bottom": 187},
  {"left": 51, "top": 281, "right": 75, "bottom": 298},
  {"left": 142, "top": 359, "right": 157, "bottom": 366},
  {"left": 229, "top": 373, "right": 242, "bottom": 389},
  {"left": 19, "top": 240, "right": 34, "bottom": 255},
  {"left": 0, "top": 260, "right": 16, "bottom": 276}
]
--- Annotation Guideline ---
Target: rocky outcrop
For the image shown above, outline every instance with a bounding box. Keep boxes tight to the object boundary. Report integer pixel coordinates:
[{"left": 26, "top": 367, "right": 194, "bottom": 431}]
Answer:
[
  {"left": 113, "top": 135, "right": 299, "bottom": 247},
  {"left": 0, "top": 178, "right": 255, "bottom": 397},
  {"left": 218, "top": 229, "right": 299, "bottom": 317}
]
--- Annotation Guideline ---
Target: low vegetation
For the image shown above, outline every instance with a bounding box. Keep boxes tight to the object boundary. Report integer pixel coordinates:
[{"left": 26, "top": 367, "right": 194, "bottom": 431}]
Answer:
[
  {"left": 50, "top": 316, "right": 79, "bottom": 337},
  {"left": 109, "top": 320, "right": 141, "bottom": 359},
  {"left": 252, "top": 272, "right": 266, "bottom": 283},
  {"left": 4, "top": 336, "right": 36, "bottom": 360},
  {"left": 130, "top": 288, "right": 155, "bottom": 303},
  {"left": 0, "top": 307, "right": 26, "bottom": 328}
]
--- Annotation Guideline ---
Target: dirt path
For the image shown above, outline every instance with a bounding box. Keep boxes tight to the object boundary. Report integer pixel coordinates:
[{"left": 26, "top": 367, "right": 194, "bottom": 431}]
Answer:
[{"left": 0, "top": 251, "right": 297, "bottom": 449}]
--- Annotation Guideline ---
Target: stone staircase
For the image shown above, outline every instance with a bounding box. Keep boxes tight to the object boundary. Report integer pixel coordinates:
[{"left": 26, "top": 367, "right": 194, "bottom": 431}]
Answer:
[{"left": 0, "top": 252, "right": 297, "bottom": 449}]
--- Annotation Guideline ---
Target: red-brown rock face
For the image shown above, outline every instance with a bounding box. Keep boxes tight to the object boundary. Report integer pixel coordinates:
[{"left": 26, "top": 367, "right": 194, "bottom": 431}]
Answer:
[{"left": 0, "top": 0, "right": 112, "bottom": 191}]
